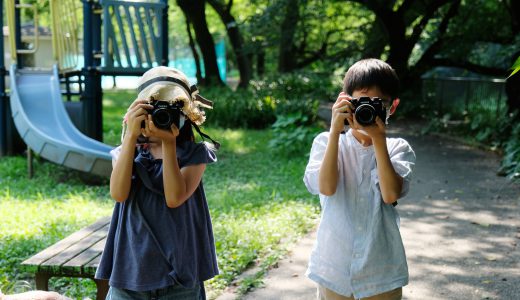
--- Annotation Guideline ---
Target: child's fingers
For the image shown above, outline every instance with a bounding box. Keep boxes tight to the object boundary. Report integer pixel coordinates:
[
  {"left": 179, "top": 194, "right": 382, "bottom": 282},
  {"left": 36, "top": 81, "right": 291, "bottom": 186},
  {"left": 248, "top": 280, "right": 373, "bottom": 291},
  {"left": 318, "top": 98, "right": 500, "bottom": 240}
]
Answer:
[
  {"left": 375, "top": 116, "right": 385, "bottom": 129},
  {"left": 147, "top": 115, "right": 159, "bottom": 133},
  {"left": 128, "top": 99, "right": 148, "bottom": 111},
  {"left": 335, "top": 93, "right": 351, "bottom": 104},
  {"left": 170, "top": 123, "right": 180, "bottom": 136},
  {"left": 332, "top": 99, "right": 351, "bottom": 110},
  {"left": 141, "top": 116, "right": 153, "bottom": 137},
  {"left": 333, "top": 101, "right": 354, "bottom": 115},
  {"left": 343, "top": 113, "right": 354, "bottom": 128}
]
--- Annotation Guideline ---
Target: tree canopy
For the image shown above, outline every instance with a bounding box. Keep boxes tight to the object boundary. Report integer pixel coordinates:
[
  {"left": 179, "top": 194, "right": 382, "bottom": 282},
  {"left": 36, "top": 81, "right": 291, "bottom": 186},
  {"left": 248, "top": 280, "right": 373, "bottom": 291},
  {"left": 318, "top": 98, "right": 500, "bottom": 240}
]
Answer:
[{"left": 170, "top": 0, "right": 519, "bottom": 92}]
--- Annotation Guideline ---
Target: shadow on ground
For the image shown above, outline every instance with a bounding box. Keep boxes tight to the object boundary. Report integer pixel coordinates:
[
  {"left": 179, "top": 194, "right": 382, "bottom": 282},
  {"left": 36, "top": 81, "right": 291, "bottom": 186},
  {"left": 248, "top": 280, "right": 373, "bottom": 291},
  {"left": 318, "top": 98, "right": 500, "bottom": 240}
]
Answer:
[
  {"left": 222, "top": 119, "right": 520, "bottom": 300},
  {"left": 393, "top": 120, "right": 520, "bottom": 300}
]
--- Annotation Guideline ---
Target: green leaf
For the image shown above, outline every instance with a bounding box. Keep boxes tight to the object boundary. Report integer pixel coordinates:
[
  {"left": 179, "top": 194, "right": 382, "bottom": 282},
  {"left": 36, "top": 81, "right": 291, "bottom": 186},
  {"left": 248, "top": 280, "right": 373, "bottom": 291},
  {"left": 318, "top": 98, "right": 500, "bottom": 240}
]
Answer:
[{"left": 508, "top": 56, "right": 520, "bottom": 78}]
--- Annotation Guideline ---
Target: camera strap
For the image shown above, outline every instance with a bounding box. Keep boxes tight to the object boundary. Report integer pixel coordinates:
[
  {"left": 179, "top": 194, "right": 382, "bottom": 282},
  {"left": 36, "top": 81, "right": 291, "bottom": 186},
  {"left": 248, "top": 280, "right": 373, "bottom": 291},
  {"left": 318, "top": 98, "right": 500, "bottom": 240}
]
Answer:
[{"left": 192, "top": 123, "right": 221, "bottom": 150}]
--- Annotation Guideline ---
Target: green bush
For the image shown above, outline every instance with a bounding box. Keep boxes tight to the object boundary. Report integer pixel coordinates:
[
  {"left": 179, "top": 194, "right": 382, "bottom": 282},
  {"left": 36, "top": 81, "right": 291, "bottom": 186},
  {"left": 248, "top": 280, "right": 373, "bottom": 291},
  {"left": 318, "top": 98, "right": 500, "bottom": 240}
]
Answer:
[
  {"left": 203, "top": 71, "right": 335, "bottom": 129},
  {"left": 203, "top": 87, "right": 277, "bottom": 129},
  {"left": 269, "top": 112, "right": 322, "bottom": 156}
]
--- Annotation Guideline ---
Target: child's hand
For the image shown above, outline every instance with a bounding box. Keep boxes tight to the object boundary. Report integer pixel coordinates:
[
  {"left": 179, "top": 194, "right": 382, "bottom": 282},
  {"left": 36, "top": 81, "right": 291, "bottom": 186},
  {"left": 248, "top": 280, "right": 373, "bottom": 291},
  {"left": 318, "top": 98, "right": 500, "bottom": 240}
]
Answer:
[
  {"left": 125, "top": 99, "right": 153, "bottom": 140},
  {"left": 142, "top": 115, "right": 179, "bottom": 142},
  {"left": 352, "top": 115, "right": 386, "bottom": 141},
  {"left": 331, "top": 92, "right": 353, "bottom": 134}
]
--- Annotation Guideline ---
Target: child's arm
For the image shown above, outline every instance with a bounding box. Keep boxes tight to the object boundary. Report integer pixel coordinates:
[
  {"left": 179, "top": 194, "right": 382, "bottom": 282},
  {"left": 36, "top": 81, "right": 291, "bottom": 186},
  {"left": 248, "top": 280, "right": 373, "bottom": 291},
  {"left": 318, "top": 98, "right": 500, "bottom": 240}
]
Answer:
[
  {"left": 143, "top": 115, "right": 206, "bottom": 208},
  {"left": 161, "top": 140, "right": 206, "bottom": 208},
  {"left": 110, "top": 100, "right": 153, "bottom": 202},
  {"left": 361, "top": 117, "right": 403, "bottom": 204},
  {"left": 373, "top": 136, "right": 403, "bottom": 204},
  {"left": 319, "top": 131, "right": 340, "bottom": 196},
  {"left": 319, "top": 93, "right": 351, "bottom": 196}
]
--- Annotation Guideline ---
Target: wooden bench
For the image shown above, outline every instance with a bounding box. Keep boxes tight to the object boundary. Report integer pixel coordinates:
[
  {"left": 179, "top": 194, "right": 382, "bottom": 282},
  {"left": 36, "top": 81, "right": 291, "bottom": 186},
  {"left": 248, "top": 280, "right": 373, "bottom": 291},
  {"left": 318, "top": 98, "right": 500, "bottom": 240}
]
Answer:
[{"left": 21, "top": 216, "right": 111, "bottom": 300}]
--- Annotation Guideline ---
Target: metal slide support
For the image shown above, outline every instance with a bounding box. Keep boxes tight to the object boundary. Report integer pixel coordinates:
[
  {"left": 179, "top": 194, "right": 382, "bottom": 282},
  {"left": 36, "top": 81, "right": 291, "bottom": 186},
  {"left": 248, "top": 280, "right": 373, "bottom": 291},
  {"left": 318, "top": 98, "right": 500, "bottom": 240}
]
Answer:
[
  {"left": 82, "top": 0, "right": 103, "bottom": 141},
  {"left": 161, "top": 0, "right": 168, "bottom": 66},
  {"left": 0, "top": 0, "right": 7, "bottom": 156},
  {"left": 14, "top": 0, "right": 23, "bottom": 67},
  {"left": 1, "top": 0, "right": 24, "bottom": 156}
]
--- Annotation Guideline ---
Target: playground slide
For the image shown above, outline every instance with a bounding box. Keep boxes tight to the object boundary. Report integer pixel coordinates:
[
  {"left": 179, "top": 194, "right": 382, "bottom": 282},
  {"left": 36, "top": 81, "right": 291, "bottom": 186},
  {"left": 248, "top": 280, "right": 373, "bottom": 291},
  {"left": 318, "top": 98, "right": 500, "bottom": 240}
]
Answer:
[{"left": 9, "top": 64, "right": 113, "bottom": 177}]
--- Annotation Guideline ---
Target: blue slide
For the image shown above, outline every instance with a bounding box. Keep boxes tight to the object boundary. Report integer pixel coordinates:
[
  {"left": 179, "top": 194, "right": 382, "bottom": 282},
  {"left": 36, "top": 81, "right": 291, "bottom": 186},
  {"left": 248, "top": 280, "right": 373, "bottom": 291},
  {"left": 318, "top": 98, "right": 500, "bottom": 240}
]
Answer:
[{"left": 9, "top": 64, "right": 113, "bottom": 177}]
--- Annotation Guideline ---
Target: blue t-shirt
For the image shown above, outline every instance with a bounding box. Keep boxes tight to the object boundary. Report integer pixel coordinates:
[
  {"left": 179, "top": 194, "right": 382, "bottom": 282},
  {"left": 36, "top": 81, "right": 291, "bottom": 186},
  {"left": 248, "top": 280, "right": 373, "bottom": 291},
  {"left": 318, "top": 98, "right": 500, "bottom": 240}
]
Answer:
[{"left": 95, "top": 141, "right": 219, "bottom": 291}]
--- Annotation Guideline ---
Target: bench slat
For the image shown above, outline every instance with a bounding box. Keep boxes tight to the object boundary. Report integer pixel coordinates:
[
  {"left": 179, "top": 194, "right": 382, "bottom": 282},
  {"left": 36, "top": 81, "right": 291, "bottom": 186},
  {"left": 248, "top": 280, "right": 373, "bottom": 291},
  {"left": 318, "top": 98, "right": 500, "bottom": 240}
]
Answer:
[
  {"left": 84, "top": 254, "right": 102, "bottom": 275},
  {"left": 61, "top": 237, "right": 107, "bottom": 275},
  {"left": 21, "top": 216, "right": 111, "bottom": 268},
  {"left": 39, "top": 223, "right": 109, "bottom": 274}
]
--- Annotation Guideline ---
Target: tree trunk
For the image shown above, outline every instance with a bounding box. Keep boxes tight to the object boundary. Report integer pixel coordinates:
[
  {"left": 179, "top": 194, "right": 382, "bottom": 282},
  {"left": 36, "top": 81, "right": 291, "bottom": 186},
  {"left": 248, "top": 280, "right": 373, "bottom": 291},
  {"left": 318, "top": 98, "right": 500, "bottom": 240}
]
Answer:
[
  {"left": 185, "top": 18, "right": 203, "bottom": 83},
  {"left": 177, "top": 0, "right": 223, "bottom": 86},
  {"left": 256, "top": 51, "right": 265, "bottom": 76},
  {"left": 278, "top": 0, "right": 299, "bottom": 72},
  {"left": 362, "top": 17, "right": 387, "bottom": 59},
  {"left": 207, "top": 0, "right": 251, "bottom": 88}
]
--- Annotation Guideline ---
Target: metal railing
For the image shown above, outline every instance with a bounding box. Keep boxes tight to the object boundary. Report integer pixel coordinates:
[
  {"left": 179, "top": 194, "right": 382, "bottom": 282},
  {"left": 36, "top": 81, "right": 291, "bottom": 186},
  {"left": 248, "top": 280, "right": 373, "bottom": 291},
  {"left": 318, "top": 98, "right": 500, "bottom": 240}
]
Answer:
[
  {"left": 422, "top": 76, "right": 507, "bottom": 120},
  {"left": 50, "top": 0, "right": 80, "bottom": 71},
  {"left": 101, "top": 0, "right": 167, "bottom": 73}
]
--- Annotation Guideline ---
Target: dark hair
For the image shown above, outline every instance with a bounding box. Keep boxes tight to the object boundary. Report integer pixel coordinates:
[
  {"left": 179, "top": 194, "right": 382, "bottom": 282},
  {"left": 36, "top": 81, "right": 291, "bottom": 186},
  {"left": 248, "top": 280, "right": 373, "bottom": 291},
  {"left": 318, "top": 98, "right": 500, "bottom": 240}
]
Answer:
[
  {"left": 342, "top": 59, "right": 400, "bottom": 100},
  {"left": 177, "top": 119, "right": 195, "bottom": 144}
]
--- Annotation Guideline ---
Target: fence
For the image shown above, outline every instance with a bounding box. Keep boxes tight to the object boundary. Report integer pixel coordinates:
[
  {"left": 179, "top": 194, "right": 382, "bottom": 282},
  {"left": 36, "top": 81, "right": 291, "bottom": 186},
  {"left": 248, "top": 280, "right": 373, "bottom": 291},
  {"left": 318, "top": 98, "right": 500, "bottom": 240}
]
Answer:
[{"left": 421, "top": 76, "right": 507, "bottom": 121}]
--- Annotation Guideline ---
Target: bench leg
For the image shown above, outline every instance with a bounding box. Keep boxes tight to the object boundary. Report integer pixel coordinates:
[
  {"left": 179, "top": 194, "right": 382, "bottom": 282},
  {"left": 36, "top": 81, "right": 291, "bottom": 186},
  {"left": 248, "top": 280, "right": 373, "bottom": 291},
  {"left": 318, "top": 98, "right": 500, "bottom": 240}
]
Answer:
[
  {"left": 94, "top": 279, "right": 109, "bottom": 300},
  {"left": 34, "top": 272, "right": 51, "bottom": 290}
]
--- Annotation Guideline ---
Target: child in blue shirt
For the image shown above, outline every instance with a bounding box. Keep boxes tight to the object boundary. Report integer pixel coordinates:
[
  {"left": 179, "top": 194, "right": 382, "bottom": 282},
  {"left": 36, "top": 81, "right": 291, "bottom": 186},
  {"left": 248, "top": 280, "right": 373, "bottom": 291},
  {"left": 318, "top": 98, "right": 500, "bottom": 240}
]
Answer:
[
  {"left": 304, "top": 59, "right": 416, "bottom": 300},
  {"left": 95, "top": 66, "right": 220, "bottom": 300}
]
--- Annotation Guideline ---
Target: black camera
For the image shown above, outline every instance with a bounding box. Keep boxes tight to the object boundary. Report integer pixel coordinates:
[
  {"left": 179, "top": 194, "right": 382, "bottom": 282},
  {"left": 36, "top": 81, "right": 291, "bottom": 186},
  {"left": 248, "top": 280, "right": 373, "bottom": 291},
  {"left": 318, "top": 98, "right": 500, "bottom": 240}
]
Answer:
[
  {"left": 147, "top": 100, "right": 184, "bottom": 130},
  {"left": 348, "top": 97, "right": 386, "bottom": 126}
]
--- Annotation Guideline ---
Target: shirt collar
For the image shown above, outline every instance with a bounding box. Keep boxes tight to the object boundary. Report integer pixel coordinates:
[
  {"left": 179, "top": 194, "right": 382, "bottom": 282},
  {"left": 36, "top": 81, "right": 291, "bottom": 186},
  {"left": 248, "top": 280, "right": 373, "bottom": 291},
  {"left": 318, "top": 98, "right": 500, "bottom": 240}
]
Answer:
[{"left": 346, "top": 129, "right": 374, "bottom": 152}]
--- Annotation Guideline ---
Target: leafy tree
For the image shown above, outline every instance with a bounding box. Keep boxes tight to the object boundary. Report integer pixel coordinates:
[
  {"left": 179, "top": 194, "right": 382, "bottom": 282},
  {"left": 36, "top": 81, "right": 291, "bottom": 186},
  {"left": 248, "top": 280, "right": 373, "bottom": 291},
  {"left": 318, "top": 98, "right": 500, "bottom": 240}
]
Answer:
[
  {"left": 207, "top": 0, "right": 252, "bottom": 88},
  {"left": 176, "top": 0, "right": 224, "bottom": 86}
]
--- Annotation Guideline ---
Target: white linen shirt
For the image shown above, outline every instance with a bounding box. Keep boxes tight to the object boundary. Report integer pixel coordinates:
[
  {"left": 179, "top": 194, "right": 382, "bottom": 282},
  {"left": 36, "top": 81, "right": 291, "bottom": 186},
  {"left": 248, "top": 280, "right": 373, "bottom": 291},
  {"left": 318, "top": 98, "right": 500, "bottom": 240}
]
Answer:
[{"left": 303, "top": 129, "right": 415, "bottom": 299}]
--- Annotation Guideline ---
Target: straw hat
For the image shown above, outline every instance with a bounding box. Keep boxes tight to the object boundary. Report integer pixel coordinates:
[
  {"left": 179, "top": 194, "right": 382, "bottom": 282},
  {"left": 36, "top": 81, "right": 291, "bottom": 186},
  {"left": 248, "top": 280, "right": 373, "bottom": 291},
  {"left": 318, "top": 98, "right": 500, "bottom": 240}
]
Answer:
[{"left": 136, "top": 66, "right": 213, "bottom": 126}]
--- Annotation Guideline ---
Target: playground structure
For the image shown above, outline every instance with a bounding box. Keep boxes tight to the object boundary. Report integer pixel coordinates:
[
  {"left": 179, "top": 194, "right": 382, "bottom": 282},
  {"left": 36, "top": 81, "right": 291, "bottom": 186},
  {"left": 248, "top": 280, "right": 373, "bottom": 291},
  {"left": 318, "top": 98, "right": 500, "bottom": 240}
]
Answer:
[{"left": 0, "top": 0, "right": 170, "bottom": 177}]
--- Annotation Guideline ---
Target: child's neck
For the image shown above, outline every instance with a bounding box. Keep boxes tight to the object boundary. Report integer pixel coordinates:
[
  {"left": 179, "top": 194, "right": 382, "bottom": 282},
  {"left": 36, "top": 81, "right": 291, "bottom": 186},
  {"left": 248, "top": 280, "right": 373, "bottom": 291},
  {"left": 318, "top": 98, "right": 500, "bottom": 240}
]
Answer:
[
  {"left": 148, "top": 141, "right": 163, "bottom": 159},
  {"left": 351, "top": 129, "right": 373, "bottom": 147}
]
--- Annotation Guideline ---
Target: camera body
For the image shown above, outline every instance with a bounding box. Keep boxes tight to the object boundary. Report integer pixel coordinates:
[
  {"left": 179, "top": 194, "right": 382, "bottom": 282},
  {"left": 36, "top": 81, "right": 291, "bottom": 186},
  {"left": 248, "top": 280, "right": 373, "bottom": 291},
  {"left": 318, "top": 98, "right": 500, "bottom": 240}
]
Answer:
[
  {"left": 348, "top": 97, "right": 386, "bottom": 126},
  {"left": 148, "top": 100, "right": 184, "bottom": 130}
]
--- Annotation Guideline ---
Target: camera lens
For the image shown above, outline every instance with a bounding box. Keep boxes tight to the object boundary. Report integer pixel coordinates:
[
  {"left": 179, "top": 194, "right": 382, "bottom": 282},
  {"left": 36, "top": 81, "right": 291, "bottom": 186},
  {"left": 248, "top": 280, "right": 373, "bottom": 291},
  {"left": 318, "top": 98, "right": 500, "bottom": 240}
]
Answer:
[
  {"left": 152, "top": 108, "right": 172, "bottom": 129},
  {"left": 355, "top": 105, "right": 376, "bottom": 126}
]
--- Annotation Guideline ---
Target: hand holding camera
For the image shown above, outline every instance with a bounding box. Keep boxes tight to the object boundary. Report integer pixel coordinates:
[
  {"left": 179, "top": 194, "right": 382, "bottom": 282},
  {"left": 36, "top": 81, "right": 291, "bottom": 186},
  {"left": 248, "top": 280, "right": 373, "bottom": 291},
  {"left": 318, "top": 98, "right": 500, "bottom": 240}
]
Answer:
[
  {"left": 346, "top": 97, "right": 386, "bottom": 126},
  {"left": 331, "top": 93, "right": 387, "bottom": 138},
  {"left": 141, "top": 100, "right": 185, "bottom": 141},
  {"left": 147, "top": 100, "right": 184, "bottom": 130}
]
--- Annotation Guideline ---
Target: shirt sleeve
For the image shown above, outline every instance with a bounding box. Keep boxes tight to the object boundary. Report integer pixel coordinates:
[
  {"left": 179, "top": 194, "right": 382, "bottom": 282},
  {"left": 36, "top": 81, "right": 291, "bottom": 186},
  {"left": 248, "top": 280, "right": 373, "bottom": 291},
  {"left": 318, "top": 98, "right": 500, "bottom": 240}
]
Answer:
[
  {"left": 110, "top": 145, "right": 122, "bottom": 166},
  {"left": 179, "top": 142, "right": 218, "bottom": 167},
  {"left": 303, "top": 132, "right": 333, "bottom": 195},
  {"left": 388, "top": 138, "right": 416, "bottom": 198}
]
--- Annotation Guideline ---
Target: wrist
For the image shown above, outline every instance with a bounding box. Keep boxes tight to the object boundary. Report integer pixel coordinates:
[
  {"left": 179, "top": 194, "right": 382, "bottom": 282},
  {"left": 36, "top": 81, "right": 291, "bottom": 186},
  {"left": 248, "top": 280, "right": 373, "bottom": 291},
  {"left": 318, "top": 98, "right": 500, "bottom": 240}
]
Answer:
[
  {"left": 329, "top": 127, "right": 343, "bottom": 136},
  {"left": 162, "top": 138, "right": 176, "bottom": 147},
  {"left": 372, "top": 135, "right": 387, "bottom": 149}
]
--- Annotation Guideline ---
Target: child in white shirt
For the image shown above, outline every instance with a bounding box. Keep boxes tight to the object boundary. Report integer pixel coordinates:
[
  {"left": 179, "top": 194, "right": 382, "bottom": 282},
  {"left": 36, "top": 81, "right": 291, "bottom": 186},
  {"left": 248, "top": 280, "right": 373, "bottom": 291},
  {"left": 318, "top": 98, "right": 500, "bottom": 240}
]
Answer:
[{"left": 304, "top": 59, "right": 416, "bottom": 300}]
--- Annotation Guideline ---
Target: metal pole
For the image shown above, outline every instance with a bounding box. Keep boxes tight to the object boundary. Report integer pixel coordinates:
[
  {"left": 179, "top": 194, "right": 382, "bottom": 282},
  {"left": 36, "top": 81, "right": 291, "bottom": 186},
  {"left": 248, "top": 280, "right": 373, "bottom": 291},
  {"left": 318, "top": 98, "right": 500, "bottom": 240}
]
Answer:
[
  {"left": 0, "top": 0, "right": 7, "bottom": 156},
  {"left": 161, "top": 0, "right": 168, "bottom": 66},
  {"left": 14, "top": 0, "right": 23, "bottom": 67},
  {"left": 81, "top": 0, "right": 103, "bottom": 141},
  {"left": 27, "top": 146, "right": 34, "bottom": 178}
]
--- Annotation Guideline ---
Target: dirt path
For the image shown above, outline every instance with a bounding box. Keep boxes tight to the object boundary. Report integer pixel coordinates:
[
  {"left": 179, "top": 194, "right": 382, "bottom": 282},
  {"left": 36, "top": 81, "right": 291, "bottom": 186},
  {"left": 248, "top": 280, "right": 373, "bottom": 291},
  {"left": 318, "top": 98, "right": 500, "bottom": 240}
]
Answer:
[{"left": 218, "top": 121, "right": 520, "bottom": 300}]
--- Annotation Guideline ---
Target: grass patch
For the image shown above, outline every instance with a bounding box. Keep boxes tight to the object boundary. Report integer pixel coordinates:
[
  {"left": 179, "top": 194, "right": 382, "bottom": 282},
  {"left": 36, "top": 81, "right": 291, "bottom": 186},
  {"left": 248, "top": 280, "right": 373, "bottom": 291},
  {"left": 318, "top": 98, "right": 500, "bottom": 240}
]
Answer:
[{"left": 0, "top": 89, "right": 320, "bottom": 299}]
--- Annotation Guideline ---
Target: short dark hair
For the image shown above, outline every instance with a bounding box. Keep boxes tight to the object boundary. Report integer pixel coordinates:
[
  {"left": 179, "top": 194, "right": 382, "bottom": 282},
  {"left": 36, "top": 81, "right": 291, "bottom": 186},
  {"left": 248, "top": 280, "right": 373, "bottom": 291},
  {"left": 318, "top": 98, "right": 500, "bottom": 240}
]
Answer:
[{"left": 342, "top": 59, "right": 400, "bottom": 100}]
